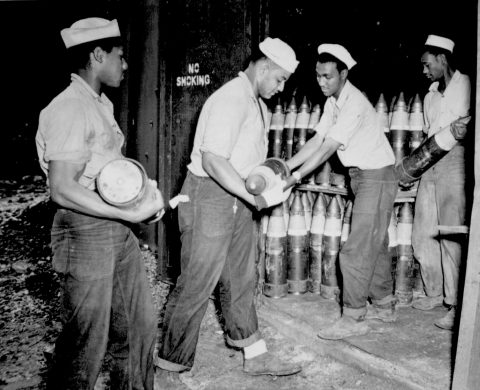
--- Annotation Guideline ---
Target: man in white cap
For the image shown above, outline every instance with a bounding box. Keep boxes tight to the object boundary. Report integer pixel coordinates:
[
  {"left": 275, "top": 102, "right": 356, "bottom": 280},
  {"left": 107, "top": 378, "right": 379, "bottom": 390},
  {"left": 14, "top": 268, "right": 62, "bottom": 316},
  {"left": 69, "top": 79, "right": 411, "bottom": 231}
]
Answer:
[
  {"left": 411, "top": 34, "right": 470, "bottom": 330},
  {"left": 36, "top": 18, "right": 165, "bottom": 389},
  {"left": 285, "top": 43, "right": 398, "bottom": 339},
  {"left": 155, "top": 37, "right": 301, "bottom": 387}
]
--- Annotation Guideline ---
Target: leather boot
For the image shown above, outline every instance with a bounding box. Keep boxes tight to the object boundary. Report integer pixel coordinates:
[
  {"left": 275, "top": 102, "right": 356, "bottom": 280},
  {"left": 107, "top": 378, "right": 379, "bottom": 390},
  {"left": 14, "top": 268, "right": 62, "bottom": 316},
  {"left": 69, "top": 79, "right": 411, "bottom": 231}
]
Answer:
[
  {"left": 317, "top": 315, "right": 370, "bottom": 340},
  {"left": 243, "top": 352, "right": 302, "bottom": 376},
  {"left": 154, "top": 368, "right": 189, "bottom": 390},
  {"left": 412, "top": 295, "right": 443, "bottom": 311},
  {"left": 434, "top": 306, "right": 456, "bottom": 330},
  {"left": 365, "top": 301, "right": 398, "bottom": 323}
]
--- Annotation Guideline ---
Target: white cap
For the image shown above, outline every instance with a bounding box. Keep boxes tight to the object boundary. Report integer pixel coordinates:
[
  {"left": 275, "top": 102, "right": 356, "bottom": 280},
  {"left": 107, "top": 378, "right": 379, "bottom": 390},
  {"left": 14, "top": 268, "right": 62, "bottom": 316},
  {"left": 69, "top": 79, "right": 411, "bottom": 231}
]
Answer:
[
  {"left": 259, "top": 37, "right": 299, "bottom": 73},
  {"left": 317, "top": 43, "right": 357, "bottom": 70},
  {"left": 425, "top": 34, "right": 455, "bottom": 53},
  {"left": 61, "top": 18, "right": 121, "bottom": 49}
]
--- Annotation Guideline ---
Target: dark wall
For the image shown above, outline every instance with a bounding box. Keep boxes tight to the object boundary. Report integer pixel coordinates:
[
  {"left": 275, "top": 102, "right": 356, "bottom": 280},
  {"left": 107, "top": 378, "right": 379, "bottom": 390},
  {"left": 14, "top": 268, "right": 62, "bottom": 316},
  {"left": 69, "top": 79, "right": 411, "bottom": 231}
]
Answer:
[
  {"left": 0, "top": 0, "right": 132, "bottom": 179},
  {"left": 265, "top": 0, "right": 477, "bottom": 111}
]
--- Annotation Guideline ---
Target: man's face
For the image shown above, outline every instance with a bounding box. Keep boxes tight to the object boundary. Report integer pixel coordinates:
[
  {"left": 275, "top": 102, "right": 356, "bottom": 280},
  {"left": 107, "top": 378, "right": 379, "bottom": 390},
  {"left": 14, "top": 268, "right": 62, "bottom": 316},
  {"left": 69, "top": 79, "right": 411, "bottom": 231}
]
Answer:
[
  {"left": 316, "top": 61, "right": 345, "bottom": 99},
  {"left": 258, "top": 61, "right": 291, "bottom": 100},
  {"left": 421, "top": 52, "right": 444, "bottom": 82},
  {"left": 99, "top": 46, "right": 128, "bottom": 88}
]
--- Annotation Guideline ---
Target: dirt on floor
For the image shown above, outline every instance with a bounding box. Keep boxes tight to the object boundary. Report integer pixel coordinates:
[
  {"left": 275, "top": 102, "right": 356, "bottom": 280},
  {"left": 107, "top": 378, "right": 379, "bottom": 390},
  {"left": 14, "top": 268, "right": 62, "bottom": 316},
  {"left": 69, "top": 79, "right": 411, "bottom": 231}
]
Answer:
[{"left": 0, "top": 177, "right": 409, "bottom": 390}]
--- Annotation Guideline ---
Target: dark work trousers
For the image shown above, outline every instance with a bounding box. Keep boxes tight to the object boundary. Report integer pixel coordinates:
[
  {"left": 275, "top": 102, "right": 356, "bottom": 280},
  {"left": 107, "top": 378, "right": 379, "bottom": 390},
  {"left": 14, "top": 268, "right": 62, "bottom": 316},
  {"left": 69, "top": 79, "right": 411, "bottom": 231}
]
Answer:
[
  {"left": 47, "top": 209, "right": 156, "bottom": 390},
  {"left": 339, "top": 165, "right": 398, "bottom": 319},
  {"left": 157, "top": 172, "right": 261, "bottom": 372},
  {"left": 412, "top": 145, "right": 466, "bottom": 306}
]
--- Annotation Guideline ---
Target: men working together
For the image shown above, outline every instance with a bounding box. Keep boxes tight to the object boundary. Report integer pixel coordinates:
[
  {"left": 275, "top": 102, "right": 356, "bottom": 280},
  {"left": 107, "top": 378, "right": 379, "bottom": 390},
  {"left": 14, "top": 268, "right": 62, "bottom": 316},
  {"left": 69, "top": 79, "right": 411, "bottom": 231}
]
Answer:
[{"left": 36, "top": 14, "right": 470, "bottom": 389}]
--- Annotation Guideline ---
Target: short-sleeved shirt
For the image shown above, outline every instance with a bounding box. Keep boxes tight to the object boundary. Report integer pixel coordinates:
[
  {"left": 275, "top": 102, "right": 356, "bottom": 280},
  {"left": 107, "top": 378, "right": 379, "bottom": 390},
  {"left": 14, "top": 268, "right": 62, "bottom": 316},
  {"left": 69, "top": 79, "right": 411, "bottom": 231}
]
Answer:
[
  {"left": 187, "top": 72, "right": 268, "bottom": 179},
  {"left": 315, "top": 80, "right": 395, "bottom": 169},
  {"left": 424, "top": 70, "right": 470, "bottom": 137},
  {"left": 36, "top": 74, "right": 124, "bottom": 190}
]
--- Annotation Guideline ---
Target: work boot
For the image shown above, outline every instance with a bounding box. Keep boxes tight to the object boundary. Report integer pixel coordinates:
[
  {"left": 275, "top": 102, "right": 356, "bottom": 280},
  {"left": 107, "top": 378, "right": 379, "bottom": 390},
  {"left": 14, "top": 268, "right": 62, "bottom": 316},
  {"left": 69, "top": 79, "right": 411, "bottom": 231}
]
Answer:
[
  {"left": 365, "top": 301, "right": 398, "bottom": 323},
  {"left": 434, "top": 306, "right": 456, "bottom": 330},
  {"left": 243, "top": 352, "right": 302, "bottom": 376},
  {"left": 317, "top": 315, "right": 370, "bottom": 340},
  {"left": 412, "top": 295, "right": 443, "bottom": 311},
  {"left": 154, "top": 368, "right": 189, "bottom": 390}
]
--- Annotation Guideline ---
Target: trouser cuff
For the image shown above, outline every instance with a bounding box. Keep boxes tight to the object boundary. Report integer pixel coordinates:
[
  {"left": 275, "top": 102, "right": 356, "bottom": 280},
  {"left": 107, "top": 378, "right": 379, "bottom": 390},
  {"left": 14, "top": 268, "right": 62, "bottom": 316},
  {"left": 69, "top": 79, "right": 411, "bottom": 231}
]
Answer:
[
  {"left": 226, "top": 330, "right": 262, "bottom": 348},
  {"left": 343, "top": 306, "right": 367, "bottom": 319},
  {"left": 155, "top": 356, "right": 190, "bottom": 372}
]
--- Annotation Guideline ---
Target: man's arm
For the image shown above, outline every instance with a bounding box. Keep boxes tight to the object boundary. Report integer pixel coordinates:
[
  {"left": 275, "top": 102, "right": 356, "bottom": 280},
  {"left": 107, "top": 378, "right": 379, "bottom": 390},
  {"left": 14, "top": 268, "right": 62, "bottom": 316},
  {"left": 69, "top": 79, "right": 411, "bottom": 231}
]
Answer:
[
  {"left": 49, "top": 160, "right": 164, "bottom": 223},
  {"left": 286, "top": 132, "right": 325, "bottom": 171},
  {"left": 202, "top": 152, "right": 256, "bottom": 206},
  {"left": 284, "top": 137, "right": 341, "bottom": 189}
]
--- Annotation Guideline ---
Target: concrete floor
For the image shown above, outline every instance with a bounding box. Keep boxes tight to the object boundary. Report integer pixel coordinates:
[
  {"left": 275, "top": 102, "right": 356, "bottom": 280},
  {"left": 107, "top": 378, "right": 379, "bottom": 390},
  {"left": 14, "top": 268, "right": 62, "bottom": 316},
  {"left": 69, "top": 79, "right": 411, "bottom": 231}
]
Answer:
[{"left": 258, "top": 293, "right": 454, "bottom": 390}]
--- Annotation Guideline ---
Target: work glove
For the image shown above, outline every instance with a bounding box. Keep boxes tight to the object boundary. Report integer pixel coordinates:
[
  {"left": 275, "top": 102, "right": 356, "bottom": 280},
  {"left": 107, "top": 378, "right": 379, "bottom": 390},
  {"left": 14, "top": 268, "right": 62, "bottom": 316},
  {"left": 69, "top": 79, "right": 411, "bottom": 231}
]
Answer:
[{"left": 254, "top": 174, "right": 292, "bottom": 210}]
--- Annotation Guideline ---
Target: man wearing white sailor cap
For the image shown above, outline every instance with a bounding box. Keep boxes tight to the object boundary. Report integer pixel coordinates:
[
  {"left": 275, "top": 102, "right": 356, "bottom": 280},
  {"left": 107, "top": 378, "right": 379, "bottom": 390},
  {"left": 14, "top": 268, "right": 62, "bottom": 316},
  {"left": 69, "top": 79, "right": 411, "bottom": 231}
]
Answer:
[
  {"left": 36, "top": 17, "right": 165, "bottom": 389},
  {"left": 286, "top": 43, "right": 398, "bottom": 339},
  {"left": 411, "top": 34, "right": 470, "bottom": 331},
  {"left": 156, "top": 37, "right": 301, "bottom": 387}
]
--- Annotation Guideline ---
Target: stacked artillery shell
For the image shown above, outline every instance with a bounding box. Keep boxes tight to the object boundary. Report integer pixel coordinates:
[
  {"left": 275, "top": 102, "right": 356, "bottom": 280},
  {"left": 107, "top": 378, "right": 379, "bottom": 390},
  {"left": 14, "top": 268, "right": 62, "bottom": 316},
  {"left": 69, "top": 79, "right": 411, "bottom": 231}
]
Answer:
[
  {"left": 314, "top": 160, "right": 332, "bottom": 186},
  {"left": 395, "top": 202, "right": 414, "bottom": 306},
  {"left": 287, "top": 191, "right": 309, "bottom": 294},
  {"left": 388, "top": 209, "right": 398, "bottom": 281},
  {"left": 321, "top": 195, "right": 342, "bottom": 300},
  {"left": 282, "top": 200, "right": 290, "bottom": 231},
  {"left": 257, "top": 213, "right": 269, "bottom": 288},
  {"left": 336, "top": 194, "right": 346, "bottom": 222},
  {"left": 412, "top": 259, "right": 425, "bottom": 298},
  {"left": 408, "top": 93, "right": 425, "bottom": 151},
  {"left": 375, "top": 93, "right": 390, "bottom": 137},
  {"left": 331, "top": 172, "right": 346, "bottom": 188},
  {"left": 264, "top": 204, "right": 288, "bottom": 298},
  {"left": 307, "top": 103, "right": 322, "bottom": 138},
  {"left": 309, "top": 193, "right": 327, "bottom": 294},
  {"left": 293, "top": 96, "right": 310, "bottom": 155},
  {"left": 301, "top": 191, "right": 312, "bottom": 236},
  {"left": 283, "top": 97, "right": 297, "bottom": 159},
  {"left": 340, "top": 200, "right": 353, "bottom": 248},
  {"left": 389, "top": 92, "right": 411, "bottom": 163},
  {"left": 245, "top": 157, "right": 290, "bottom": 195},
  {"left": 267, "top": 98, "right": 285, "bottom": 158}
]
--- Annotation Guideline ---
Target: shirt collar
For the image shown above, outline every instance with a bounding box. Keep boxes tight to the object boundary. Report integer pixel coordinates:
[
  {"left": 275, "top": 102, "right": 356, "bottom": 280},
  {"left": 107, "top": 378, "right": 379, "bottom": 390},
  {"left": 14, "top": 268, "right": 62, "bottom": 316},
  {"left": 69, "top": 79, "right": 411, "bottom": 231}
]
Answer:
[
  {"left": 70, "top": 73, "right": 109, "bottom": 104},
  {"left": 330, "top": 80, "right": 352, "bottom": 109},
  {"left": 428, "top": 70, "right": 461, "bottom": 93},
  {"left": 238, "top": 71, "right": 258, "bottom": 103}
]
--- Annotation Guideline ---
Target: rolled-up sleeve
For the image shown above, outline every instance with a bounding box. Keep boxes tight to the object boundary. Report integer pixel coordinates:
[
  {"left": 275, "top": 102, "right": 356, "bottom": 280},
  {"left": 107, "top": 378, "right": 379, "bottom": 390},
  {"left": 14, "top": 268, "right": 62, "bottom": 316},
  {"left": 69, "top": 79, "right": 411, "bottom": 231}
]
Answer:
[
  {"left": 199, "top": 92, "right": 247, "bottom": 159},
  {"left": 42, "top": 99, "right": 92, "bottom": 164}
]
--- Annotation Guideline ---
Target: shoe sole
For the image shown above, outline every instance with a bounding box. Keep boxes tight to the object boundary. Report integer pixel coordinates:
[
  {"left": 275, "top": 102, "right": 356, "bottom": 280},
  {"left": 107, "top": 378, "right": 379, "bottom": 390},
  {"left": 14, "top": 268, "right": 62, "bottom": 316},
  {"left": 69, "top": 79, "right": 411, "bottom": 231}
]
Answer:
[
  {"left": 365, "top": 316, "right": 397, "bottom": 323},
  {"left": 412, "top": 301, "right": 443, "bottom": 311},
  {"left": 317, "top": 329, "right": 369, "bottom": 340},
  {"left": 434, "top": 323, "right": 454, "bottom": 330},
  {"left": 244, "top": 368, "right": 302, "bottom": 376}
]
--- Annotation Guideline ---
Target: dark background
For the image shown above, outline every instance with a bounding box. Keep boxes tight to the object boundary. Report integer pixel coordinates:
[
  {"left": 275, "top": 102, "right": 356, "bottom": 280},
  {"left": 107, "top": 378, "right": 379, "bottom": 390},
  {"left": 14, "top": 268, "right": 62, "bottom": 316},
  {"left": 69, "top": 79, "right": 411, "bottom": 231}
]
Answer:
[{"left": 0, "top": 0, "right": 477, "bottom": 179}]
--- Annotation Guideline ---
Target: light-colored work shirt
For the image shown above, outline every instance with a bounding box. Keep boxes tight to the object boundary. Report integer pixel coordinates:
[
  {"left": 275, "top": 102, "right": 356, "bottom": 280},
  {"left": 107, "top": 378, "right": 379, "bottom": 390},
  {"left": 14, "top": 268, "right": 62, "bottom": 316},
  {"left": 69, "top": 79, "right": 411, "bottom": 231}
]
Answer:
[
  {"left": 187, "top": 71, "right": 268, "bottom": 179},
  {"left": 424, "top": 70, "right": 470, "bottom": 137},
  {"left": 36, "top": 74, "right": 124, "bottom": 190},
  {"left": 315, "top": 80, "right": 394, "bottom": 170}
]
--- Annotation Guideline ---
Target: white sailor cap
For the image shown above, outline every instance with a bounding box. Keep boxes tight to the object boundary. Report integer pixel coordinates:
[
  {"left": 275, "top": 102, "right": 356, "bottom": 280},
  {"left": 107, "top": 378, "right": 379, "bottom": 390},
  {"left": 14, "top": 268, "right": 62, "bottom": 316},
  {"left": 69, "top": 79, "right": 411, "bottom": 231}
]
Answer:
[
  {"left": 61, "top": 18, "right": 121, "bottom": 49},
  {"left": 259, "top": 37, "right": 299, "bottom": 73},
  {"left": 425, "top": 34, "right": 455, "bottom": 53},
  {"left": 317, "top": 43, "right": 357, "bottom": 70}
]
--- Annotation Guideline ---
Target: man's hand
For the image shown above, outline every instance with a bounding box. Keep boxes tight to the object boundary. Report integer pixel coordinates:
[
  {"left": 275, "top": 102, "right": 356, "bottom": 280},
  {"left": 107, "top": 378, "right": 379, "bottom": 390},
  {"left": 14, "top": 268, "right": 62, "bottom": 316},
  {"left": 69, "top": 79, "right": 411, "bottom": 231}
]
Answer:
[
  {"left": 254, "top": 174, "right": 292, "bottom": 210},
  {"left": 124, "top": 179, "right": 165, "bottom": 223},
  {"left": 450, "top": 116, "right": 471, "bottom": 140}
]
